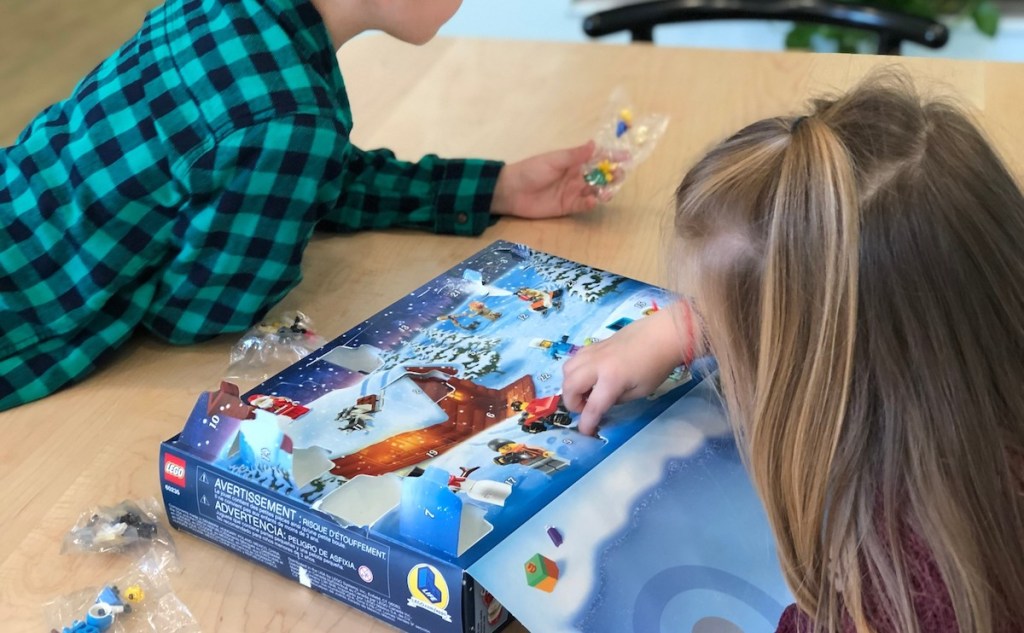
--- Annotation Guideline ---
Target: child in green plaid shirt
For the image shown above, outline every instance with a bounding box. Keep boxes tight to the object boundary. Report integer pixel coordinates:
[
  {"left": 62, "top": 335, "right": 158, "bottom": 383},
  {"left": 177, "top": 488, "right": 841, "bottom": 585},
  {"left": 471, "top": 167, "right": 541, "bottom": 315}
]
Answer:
[{"left": 0, "top": 0, "right": 600, "bottom": 411}]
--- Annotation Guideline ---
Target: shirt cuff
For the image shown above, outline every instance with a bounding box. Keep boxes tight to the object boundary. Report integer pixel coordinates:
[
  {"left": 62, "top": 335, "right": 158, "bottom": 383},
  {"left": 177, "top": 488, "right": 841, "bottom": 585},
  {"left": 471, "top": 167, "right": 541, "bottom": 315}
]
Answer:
[{"left": 431, "top": 158, "right": 504, "bottom": 236}]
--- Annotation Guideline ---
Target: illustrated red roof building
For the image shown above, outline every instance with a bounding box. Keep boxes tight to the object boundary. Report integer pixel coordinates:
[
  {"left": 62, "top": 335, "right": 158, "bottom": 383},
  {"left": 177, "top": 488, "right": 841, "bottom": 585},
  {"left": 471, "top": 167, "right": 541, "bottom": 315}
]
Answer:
[{"left": 330, "top": 368, "right": 536, "bottom": 478}]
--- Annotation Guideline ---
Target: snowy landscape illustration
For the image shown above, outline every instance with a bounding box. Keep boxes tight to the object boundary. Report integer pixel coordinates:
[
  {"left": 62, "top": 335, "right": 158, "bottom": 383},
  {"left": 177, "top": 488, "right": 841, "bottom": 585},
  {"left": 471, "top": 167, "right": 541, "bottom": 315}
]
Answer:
[{"left": 173, "top": 241, "right": 791, "bottom": 632}]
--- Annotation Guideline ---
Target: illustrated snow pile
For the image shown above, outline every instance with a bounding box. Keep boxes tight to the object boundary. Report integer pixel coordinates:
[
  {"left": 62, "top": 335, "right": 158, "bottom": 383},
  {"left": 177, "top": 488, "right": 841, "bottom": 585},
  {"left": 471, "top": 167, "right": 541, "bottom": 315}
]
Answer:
[{"left": 160, "top": 241, "right": 793, "bottom": 633}]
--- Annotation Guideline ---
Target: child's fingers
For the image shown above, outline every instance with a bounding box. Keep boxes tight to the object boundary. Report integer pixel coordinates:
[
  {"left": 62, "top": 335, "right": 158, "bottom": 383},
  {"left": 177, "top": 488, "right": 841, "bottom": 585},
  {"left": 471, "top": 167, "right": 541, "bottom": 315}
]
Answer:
[
  {"left": 569, "top": 193, "right": 598, "bottom": 214},
  {"left": 563, "top": 388, "right": 590, "bottom": 415},
  {"left": 552, "top": 141, "right": 596, "bottom": 170},
  {"left": 561, "top": 362, "right": 595, "bottom": 413},
  {"left": 577, "top": 381, "right": 619, "bottom": 436},
  {"left": 573, "top": 140, "right": 597, "bottom": 164},
  {"left": 596, "top": 187, "right": 616, "bottom": 203},
  {"left": 563, "top": 173, "right": 600, "bottom": 214}
]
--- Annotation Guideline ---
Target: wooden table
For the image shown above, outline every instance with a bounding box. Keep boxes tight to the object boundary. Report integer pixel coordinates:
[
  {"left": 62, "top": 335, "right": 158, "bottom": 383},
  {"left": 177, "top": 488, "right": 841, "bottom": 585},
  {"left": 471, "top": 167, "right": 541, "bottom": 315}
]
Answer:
[{"left": 3, "top": 5, "right": 1024, "bottom": 629}]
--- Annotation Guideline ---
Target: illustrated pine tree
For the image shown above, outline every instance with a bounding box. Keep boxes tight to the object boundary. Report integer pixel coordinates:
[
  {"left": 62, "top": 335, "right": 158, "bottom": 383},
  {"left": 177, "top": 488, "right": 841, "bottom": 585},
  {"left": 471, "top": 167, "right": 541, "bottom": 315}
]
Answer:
[
  {"left": 229, "top": 463, "right": 295, "bottom": 495},
  {"left": 531, "top": 252, "right": 626, "bottom": 303},
  {"left": 378, "top": 330, "right": 503, "bottom": 380}
]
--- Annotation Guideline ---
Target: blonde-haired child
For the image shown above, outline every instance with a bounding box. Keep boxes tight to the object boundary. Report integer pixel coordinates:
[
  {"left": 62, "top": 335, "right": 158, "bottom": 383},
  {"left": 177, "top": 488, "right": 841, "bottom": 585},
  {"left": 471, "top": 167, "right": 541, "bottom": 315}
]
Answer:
[{"left": 564, "top": 75, "right": 1024, "bottom": 632}]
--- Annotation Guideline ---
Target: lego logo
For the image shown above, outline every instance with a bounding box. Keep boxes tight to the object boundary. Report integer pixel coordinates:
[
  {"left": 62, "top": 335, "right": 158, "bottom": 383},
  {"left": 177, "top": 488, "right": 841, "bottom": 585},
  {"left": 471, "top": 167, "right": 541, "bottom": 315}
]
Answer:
[{"left": 164, "top": 455, "right": 186, "bottom": 486}]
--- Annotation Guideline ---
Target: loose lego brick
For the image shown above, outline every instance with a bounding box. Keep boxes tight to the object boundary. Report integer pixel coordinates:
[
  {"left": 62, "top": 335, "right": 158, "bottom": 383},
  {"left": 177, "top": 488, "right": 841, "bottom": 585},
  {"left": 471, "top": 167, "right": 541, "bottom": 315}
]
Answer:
[
  {"left": 524, "top": 553, "right": 559, "bottom": 592},
  {"left": 546, "top": 526, "right": 563, "bottom": 547}
]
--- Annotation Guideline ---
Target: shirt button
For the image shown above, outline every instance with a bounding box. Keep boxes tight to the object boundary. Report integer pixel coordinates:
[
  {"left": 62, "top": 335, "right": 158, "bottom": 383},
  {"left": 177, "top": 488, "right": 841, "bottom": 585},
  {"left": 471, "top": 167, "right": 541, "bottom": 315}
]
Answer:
[{"left": 456, "top": 213, "right": 469, "bottom": 224}]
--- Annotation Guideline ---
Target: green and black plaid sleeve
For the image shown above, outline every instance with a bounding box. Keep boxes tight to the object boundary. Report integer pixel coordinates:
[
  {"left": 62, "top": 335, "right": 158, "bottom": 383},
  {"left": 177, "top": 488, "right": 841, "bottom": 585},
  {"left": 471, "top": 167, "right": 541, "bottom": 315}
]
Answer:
[
  {"left": 0, "top": 0, "right": 505, "bottom": 410},
  {"left": 319, "top": 146, "right": 502, "bottom": 236}
]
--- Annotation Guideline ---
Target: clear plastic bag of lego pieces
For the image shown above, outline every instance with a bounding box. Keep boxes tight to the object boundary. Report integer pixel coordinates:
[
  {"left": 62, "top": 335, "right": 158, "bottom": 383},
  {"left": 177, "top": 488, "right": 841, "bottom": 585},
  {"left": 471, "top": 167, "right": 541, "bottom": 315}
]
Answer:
[
  {"left": 44, "top": 553, "right": 199, "bottom": 633},
  {"left": 61, "top": 498, "right": 179, "bottom": 573},
  {"left": 583, "top": 88, "right": 669, "bottom": 201},
  {"left": 225, "top": 309, "right": 326, "bottom": 382}
]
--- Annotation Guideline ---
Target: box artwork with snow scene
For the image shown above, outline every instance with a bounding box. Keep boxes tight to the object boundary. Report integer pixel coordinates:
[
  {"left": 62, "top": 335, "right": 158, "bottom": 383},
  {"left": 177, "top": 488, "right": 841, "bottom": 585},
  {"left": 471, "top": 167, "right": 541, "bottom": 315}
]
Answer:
[{"left": 159, "top": 241, "right": 794, "bottom": 633}]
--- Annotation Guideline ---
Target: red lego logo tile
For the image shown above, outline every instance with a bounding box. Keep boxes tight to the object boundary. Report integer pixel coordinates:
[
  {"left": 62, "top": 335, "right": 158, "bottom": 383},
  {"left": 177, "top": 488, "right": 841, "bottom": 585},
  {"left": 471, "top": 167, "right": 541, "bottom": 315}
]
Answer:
[{"left": 164, "top": 454, "right": 187, "bottom": 487}]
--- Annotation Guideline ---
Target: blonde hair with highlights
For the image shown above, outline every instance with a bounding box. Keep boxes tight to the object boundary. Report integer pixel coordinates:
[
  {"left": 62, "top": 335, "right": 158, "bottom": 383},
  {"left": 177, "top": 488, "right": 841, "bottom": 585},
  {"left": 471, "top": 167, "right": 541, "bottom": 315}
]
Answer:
[{"left": 675, "top": 74, "right": 1024, "bottom": 632}]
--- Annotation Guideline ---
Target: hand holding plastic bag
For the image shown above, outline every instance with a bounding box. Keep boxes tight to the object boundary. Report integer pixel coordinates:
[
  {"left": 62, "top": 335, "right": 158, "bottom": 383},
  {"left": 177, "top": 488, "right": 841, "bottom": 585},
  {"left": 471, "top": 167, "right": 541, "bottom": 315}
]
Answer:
[{"left": 582, "top": 89, "right": 669, "bottom": 201}]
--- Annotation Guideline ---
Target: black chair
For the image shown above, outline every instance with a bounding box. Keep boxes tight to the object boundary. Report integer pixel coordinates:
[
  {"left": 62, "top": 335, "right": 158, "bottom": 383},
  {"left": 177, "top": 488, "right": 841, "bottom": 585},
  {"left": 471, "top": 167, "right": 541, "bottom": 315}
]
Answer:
[{"left": 582, "top": 0, "right": 949, "bottom": 55}]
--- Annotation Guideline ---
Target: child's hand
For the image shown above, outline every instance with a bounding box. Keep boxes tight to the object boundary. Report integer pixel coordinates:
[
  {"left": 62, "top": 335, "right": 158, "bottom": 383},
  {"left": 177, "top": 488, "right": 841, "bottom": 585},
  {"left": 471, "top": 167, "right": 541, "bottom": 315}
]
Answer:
[
  {"left": 491, "top": 141, "right": 599, "bottom": 218},
  {"left": 562, "top": 307, "right": 690, "bottom": 436}
]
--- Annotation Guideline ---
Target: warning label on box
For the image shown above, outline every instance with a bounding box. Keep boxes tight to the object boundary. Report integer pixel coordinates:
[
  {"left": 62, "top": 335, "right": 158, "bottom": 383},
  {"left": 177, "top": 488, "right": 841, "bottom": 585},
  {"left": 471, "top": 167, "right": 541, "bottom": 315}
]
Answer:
[{"left": 194, "top": 467, "right": 391, "bottom": 596}]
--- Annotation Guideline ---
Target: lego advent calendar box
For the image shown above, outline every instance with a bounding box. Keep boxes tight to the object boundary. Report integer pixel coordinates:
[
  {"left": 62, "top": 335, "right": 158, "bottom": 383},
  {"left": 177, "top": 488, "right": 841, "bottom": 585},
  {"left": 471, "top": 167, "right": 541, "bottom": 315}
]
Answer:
[{"left": 160, "top": 241, "right": 793, "bottom": 633}]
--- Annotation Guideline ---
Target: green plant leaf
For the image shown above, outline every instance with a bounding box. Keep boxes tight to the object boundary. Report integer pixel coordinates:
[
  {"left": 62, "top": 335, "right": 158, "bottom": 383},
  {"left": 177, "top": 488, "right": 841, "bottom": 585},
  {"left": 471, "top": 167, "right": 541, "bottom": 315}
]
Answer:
[
  {"left": 785, "top": 23, "right": 818, "bottom": 49},
  {"left": 972, "top": 0, "right": 1000, "bottom": 36},
  {"left": 832, "top": 26, "right": 874, "bottom": 52},
  {"left": 900, "top": 0, "right": 941, "bottom": 19},
  {"left": 784, "top": 1, "right": 999, "bottom": 53}
]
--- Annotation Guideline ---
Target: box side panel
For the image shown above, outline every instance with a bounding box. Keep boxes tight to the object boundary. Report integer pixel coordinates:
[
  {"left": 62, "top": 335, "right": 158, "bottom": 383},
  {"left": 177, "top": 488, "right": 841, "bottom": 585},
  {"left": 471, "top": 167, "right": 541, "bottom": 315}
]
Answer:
[
  {"left": 160, "top": 440, "right": 467, "bottom": 633},
  {"left": 464, "top": 575, "right": 514, "bottom": 633}
]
